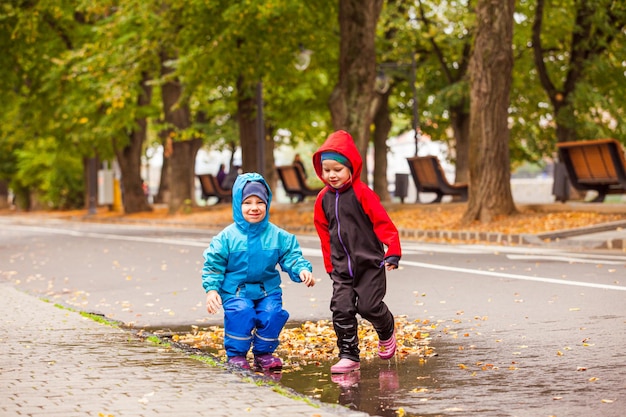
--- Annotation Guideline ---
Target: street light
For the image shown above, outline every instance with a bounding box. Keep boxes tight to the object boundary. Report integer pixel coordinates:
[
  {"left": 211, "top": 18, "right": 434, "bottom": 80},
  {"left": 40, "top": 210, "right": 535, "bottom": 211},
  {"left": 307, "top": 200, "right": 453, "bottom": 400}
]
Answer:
[
  {"left": 256, "top": 81, "right": 265, "bottom": 175},
  {"left": 376, "top": 54, "right": 420, "bottom": 156},
  {"left": 255, "top": 47, "right": 312, "bottom": 175}
]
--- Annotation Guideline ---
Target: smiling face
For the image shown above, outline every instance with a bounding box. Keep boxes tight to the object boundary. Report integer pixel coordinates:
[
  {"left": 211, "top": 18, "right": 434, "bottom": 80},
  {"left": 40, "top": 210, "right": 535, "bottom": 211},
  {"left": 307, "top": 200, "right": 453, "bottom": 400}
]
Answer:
[
  {"left": 241, "top": 195, "right": 267, "bottom": 223},
  {"left": 321, "top": 159, "right": 352, "bottom": 189}
]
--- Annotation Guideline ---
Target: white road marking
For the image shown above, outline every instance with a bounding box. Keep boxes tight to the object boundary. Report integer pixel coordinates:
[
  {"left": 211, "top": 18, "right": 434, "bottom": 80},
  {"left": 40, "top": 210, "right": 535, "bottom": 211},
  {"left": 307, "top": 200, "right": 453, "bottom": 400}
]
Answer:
[
  {"left": 505, "top": 254, "right": 625, "bottom": 264},
  {"left": 5, "top": 224, "right": 625, "bottom": 292},
  {"left": 1, "top": 225, "right": 211, "bottom": 247},
  {"left": 402, "top": 260, "right": 626, "bottom": 291}
]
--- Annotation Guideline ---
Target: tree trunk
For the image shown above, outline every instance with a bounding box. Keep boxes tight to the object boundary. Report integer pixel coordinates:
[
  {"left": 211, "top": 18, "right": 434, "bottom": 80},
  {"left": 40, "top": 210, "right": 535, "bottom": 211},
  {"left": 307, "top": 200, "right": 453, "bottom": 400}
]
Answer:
[
  {"left": 264, "top": 123, "right": 277, "bottom": 193},
  {"left": 114, "top": 73, "right": 153, "bottom": 215},
  {"left": 159, "top": 51, "right": 203, "bottom": 214},
  {"left": 0, "top": 179, "right": 8, "bottom": 209},
  {"left": 168, "top": 138, "right": 202, "bottom": 213},
  {"left": 372, "top": 89, "right": 392, "bottom": 201},
  {"left": 449, "top": 103, "right": 470, "bottom": 184},
  {"left": 329, "top": 0, "right": 383, "bottom": 182},
  {"left": 462, "top": 0, "right": 517, "bottom": 225},
  {"left": 237, "top": 76, "right": 258, "bottom": 175},
  {"left": 82, "top": 156, "right": 97, "bottom": 211},
  {"left": 154, "top": 141, "right": 170, "bottom": 204}
]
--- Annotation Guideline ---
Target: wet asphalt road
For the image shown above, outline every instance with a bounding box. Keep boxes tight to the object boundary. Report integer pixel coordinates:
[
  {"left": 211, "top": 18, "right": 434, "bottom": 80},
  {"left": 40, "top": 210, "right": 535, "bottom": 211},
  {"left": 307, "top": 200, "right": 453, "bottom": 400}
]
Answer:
[{"left": 1, "top": 217, "right": 625, "bottom": 416}]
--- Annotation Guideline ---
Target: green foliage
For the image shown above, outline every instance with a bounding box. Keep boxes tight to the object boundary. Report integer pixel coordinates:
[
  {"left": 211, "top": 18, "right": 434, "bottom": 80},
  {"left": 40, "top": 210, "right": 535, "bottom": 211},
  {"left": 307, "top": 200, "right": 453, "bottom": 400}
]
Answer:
[
  {"left": 375, "top": 0, "right": 476, "bottom": 157},
  {"left": 1, "top": 0, "right": 624, "bottom": 209},
  {"left": 175, "top": 0, "right": 338, "bottom": 149},
  {"left": 13, "top": 136, "right": 84, "bottom": 209},
  {"left": 511, "top": 0, "right": 626, "bottom": 159}
]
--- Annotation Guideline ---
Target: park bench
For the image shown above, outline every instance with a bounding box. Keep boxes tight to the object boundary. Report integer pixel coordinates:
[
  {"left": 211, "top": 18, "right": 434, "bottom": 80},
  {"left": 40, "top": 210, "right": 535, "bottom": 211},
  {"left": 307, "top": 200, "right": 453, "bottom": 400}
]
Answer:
[
  {"left": 406, "top": 155, "right": 468, "bottom": 203},
  {"left": 276, "top": 165, "right": 323, "bottom": 203},
  {"left": 556, "top": 138, "right": 626, "bottom": 202},
  {"left": 197, "top": 174, "right": 232, "bottom": 204}
]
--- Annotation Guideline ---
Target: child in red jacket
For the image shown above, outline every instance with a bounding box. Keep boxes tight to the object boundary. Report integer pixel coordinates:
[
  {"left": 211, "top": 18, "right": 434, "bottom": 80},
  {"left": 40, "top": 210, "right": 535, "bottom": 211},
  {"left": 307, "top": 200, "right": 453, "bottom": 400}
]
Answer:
[{"left": 312, "top": 130, "right": 402, "bottom": 374}]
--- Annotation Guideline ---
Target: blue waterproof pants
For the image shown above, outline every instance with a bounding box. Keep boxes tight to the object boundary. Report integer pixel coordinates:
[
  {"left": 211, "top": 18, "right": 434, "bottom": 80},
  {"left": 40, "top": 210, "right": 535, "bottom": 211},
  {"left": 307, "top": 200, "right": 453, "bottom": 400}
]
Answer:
[{"left": 223, "top": 292, "right": 289, "bottom": 358}]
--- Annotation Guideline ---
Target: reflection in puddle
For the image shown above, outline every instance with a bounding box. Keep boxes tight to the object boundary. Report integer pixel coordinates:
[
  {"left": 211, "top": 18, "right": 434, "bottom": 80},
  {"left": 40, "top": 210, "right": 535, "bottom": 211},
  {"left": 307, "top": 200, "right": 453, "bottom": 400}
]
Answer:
[{"left": 279, "top": 359, "right": 435, "bottom": 417}]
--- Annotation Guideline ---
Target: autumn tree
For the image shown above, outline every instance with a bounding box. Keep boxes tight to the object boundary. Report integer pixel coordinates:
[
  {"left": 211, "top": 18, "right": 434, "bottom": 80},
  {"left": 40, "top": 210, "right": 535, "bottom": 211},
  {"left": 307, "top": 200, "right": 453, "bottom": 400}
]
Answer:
[
  {"left": 414, "top": 1, "right": 473, "bottom": 184},
  {"left": 373, "top": 0, "right": 474, "bottom": 199},
  {"left": 532, "top": 0, "right": 626, "bottom": 143},
  {"left": 462, "top": 0, "right": 517, "bottom": 224},
  {"left": 175, "top": 0, "right": 336, "bottom": 194},
  {"left": 329, "top": 0, "right": 383, "bottom": 181},
  {"left": 0, "top": 1, "right": 92, "bottom": 210},
  {"left": 64, "top": 1, "right": 162, "bottom": 214}
]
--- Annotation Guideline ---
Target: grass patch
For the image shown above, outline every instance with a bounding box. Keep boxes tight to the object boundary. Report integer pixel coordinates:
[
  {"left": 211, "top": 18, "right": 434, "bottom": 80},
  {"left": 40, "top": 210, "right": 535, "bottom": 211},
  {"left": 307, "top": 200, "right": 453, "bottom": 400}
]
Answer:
[
  {"left": 79, "top": 311, "right": 120, "bottom": 327},
  {"left": 144, "top": 334, "right": 170, "bottom": 347},
  {"left": 190, "top": 354, "right": 220, "bottom": 366}
]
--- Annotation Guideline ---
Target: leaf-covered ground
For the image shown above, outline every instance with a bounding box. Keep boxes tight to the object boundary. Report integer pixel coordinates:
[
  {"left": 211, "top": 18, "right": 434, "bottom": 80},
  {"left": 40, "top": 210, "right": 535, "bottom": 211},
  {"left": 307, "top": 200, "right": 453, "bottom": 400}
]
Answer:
[
  {"left": 169, "top": 316, "right": 436, "bottom": 370},
  {"left": 76, "top": 201, "right": 626, "bottom": 240}
]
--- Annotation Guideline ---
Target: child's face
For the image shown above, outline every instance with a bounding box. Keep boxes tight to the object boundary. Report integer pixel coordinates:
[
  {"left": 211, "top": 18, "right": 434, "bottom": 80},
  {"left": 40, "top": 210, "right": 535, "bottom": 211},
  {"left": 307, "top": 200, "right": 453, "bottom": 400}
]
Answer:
[
  {"left": 321, "top": 159, "right": 351, "bottom": 189},
  {"left": 242, "top": 195, "right": 267, "bottom": 223}
]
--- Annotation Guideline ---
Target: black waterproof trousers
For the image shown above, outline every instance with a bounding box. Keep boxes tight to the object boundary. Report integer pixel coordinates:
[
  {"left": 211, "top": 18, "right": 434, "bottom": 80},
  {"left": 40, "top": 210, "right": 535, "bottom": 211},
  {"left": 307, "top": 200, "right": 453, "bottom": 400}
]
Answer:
[{"left": 330, "top": 265, "right": 394, "bottom": 362}]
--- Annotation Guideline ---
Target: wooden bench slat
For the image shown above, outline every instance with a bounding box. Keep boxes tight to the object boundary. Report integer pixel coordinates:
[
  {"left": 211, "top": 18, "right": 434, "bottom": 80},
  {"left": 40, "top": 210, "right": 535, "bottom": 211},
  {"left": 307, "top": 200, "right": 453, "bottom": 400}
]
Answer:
[
  {"left": 197, "top": 174, "right": 232, "bottom": 204},
  {"left": 556, "top": 138, "right": 626, "bottom": 202},
  {"left": 276, "top": 165, "right": 323, "bottom": 203},
  {"left": 406, "top": 156, "right": 468, "bottom": 203}
]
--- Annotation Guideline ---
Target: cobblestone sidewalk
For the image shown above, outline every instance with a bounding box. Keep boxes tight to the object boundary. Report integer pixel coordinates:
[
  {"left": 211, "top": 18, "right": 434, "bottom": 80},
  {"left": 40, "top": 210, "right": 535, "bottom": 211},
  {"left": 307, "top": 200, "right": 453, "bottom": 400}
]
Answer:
[{"left": 0, "top": 284, "right": 367, "bottom": 417}]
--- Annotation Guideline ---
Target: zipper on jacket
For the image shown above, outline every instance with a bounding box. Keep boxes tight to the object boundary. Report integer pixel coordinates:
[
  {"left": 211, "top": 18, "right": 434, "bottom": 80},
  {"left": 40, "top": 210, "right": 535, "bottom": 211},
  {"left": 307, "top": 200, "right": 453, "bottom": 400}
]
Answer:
[{"left": 334, "top": 190, "right": 353, "bottom": 277}]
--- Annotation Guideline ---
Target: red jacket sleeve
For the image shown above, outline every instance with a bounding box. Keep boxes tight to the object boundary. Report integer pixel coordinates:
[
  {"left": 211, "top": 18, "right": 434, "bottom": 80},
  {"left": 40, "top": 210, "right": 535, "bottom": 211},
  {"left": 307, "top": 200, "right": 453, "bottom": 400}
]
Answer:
[
  {"left": 313, "top": 189, "right": 334, "bottom": 272},
  {"left": 355, "top": 184, "right": 402, "bottom": 259}
]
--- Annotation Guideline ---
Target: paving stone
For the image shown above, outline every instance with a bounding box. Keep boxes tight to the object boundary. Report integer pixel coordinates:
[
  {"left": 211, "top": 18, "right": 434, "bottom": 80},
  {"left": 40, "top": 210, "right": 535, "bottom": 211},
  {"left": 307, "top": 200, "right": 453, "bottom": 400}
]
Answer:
[{"left": 1, "top": 285, "right": 368, "bottom": 417}]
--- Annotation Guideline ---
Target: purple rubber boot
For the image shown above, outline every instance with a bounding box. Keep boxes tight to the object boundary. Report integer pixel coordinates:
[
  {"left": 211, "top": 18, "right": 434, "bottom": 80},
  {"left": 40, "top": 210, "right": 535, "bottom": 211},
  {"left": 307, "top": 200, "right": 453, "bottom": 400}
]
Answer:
[
  {"left": 227, "top": 356, "right": 250, "bottom": 370},
  {"left": 253, "top": 354, "right": 282, "bottom": 371}
]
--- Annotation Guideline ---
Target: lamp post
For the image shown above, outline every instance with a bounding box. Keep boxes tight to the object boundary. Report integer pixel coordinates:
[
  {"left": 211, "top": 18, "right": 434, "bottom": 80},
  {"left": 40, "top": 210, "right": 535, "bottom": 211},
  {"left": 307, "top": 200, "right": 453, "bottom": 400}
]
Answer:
[
  {"left": 256, "top": 81, "right": 265, "bottom": 175},
  {"left": 255, "top": 47, "right": 312, "bottom": 176},
  {"left": 410, "top": 53, "right": 419, "bottom": 157},
  {"left": 376, "top": 54, "right": 420, "bottom": 156}
]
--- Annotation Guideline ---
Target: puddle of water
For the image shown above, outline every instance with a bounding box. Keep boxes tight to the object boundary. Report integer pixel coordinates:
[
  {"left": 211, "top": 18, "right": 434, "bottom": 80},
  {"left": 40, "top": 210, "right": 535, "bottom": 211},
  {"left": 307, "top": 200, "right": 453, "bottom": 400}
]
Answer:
[
  {"left": 254, "top": 338, "right": 625, "bottom": 417},
  {"left": 150, "top": 324, "right": 626, "bottom": 417},
  {"left": 279, "top": 356, "right": 440, "bottom": 417}
]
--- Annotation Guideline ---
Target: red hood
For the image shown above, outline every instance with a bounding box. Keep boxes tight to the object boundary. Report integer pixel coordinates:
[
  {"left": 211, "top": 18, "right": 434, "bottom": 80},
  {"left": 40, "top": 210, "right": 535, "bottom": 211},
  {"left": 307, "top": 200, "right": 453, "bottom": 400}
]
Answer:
[{"left": 312, "top": 130, "right": 363, "bottom": 185}]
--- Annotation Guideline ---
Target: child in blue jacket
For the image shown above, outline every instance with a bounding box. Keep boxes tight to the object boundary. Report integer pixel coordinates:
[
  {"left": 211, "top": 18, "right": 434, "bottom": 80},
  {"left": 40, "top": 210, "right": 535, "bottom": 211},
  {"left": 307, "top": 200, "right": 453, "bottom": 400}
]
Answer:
[{"left": 202, "top": 172, "right": 316, "bottom": 371}]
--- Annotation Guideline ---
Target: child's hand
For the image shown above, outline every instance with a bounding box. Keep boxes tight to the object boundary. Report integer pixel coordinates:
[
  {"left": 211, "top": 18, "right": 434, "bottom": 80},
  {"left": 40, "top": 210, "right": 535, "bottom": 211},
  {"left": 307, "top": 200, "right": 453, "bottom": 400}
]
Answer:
[
  {"left": 384, "top": 256, "right": 400, "bottom": 271},
  {"left": 384, "top": 262, "right": 398, "bottom": 271},
  {"left": 299, "top": 270, "right": 316, "bottom": 287},
  {"left": 205, "top": 290, "right": 222, "bottom": 314}
]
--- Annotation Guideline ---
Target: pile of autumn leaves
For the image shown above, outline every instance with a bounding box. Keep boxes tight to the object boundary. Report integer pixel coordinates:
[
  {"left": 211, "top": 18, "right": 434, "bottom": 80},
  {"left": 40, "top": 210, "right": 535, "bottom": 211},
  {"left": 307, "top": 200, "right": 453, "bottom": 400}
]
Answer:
[
  {"left": 128, "top": 202, "right": 626, "bottom": 238},
  {"left": 172, "top": 316, "right": 437, "bottom": 369}
]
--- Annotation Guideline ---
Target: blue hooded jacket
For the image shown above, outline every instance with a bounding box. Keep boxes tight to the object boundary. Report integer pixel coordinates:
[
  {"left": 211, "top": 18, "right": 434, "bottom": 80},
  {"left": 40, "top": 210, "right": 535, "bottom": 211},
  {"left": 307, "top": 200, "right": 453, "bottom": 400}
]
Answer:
[{"left": 201, "top": 172, "right": 312, "bottom": 302}]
